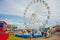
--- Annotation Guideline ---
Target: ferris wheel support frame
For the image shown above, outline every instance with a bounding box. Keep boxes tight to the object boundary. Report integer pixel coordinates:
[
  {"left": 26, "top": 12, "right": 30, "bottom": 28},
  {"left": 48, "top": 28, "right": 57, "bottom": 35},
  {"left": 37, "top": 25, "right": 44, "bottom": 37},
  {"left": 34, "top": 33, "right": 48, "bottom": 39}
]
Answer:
[{"left": 24, "top": 0, "right": 51, "bottom": 29}]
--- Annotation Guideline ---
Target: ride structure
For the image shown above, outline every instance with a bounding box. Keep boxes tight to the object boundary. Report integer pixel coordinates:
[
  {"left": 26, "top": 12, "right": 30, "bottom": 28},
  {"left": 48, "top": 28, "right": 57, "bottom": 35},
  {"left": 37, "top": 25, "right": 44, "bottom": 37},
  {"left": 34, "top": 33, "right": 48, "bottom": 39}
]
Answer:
[
  {"left": 0, "top": 21, "right": 9, "bottom": 40},
  {"left": 24, "top": 0, "right": 51, "bottom": 30},
  {"left": 15, "top": 0, "right": 51, "bottom": 38}
]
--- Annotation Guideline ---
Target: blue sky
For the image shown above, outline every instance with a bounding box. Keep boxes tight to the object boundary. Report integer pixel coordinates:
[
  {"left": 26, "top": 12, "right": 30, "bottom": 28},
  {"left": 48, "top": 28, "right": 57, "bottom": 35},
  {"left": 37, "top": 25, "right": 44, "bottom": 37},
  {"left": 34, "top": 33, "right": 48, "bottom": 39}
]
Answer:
[
  {"left": 0, "top": 0, "right": 60, "bottom": 28},
  {"left": 0, "top": 13, "right": 24, "bottom": 23}
]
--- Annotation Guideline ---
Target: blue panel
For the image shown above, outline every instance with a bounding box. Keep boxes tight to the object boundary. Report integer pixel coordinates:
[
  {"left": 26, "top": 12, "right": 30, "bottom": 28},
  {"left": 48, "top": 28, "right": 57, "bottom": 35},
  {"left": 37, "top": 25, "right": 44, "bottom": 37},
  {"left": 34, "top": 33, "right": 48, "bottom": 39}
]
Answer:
[
  {"left": 15, "top": 34, "right": 41, "bottom": 38},
  {"left": 0, "top": 23, "right": 4, "bottom": 27},
  {"left": 10, "top": 25, "right": 13, "bottom": 28}
]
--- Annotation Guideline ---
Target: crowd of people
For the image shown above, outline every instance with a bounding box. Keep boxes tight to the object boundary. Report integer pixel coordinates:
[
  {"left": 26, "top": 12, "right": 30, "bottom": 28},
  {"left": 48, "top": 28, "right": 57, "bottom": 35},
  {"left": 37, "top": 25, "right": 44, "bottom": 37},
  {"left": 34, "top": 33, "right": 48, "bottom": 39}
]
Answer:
[
  {"left": 18, "top": 28, "right": 52, "bottom": 38},
  {"left": 19, "top": 29, "right": 40, "bottom": 34}
]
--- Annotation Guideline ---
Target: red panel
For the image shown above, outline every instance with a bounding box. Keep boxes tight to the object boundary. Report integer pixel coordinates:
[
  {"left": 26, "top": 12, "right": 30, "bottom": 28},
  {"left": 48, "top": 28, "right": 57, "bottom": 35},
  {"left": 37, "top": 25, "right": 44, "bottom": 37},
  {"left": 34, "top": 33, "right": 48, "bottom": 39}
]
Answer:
[
  {"left": 0, "top": 27, "right": 4, "bottom": 32},
  {"left": 0, "top": 33, "right": 9, "bottom": 40}
]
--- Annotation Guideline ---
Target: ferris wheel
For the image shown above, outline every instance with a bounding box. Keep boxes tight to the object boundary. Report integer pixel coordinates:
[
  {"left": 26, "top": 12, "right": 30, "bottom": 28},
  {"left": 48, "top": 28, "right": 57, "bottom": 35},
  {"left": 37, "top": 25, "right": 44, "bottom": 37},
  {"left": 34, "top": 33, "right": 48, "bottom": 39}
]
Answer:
[{"left": 24, "top": 0, "right": 51, "bottom": 28}]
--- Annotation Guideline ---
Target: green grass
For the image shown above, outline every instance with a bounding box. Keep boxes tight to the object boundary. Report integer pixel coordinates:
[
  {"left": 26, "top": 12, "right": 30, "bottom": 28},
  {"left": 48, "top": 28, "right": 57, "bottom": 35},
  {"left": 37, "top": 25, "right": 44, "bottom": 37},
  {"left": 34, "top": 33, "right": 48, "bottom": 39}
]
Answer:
[{"left": 8, "top": 35, "right": 40, "bottom": 40}]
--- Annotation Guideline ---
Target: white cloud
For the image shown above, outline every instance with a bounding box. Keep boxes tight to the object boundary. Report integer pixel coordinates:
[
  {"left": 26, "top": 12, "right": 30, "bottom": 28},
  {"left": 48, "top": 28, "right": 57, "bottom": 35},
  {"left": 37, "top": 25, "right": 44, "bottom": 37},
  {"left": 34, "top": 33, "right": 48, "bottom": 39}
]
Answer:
[
  {"left": 0, "top": 0, "right": 60, "bottom": 28},
  {"left": 0, "top": 0, "right": 27, "bottom": 17}
]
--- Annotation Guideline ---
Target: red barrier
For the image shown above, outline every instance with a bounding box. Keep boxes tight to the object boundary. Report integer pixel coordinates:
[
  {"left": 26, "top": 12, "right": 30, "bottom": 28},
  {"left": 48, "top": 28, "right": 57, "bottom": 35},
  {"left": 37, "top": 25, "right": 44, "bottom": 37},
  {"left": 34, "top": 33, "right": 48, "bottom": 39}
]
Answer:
[
  {"left": 0, "top": 27, "right": 4, "bottom": 33},
  {"left": 0, "top": 33, "right": 9, "bottom": 40}
]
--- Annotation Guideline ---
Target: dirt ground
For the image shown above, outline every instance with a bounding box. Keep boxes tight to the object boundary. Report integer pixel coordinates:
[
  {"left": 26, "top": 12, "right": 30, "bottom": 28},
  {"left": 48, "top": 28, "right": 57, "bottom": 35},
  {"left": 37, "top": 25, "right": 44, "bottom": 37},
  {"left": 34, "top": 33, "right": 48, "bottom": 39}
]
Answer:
[{"left": 37, "top": 32, "right": 60, "bottom": 40}]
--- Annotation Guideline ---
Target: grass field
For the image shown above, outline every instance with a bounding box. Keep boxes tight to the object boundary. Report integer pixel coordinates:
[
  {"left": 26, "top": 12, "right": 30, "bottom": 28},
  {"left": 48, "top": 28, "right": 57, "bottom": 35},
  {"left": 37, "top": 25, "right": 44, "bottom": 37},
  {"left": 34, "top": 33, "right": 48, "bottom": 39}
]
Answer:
[{"left": 8, "top": 35, "right": 39, "bottom": 40}]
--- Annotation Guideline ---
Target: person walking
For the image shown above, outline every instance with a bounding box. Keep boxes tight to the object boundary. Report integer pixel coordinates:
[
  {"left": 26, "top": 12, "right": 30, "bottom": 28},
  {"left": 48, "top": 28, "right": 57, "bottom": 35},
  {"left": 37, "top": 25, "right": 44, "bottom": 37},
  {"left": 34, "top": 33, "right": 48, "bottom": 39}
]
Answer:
[{"left": 44, "top": 31, "right": 47, "bottom": 38}]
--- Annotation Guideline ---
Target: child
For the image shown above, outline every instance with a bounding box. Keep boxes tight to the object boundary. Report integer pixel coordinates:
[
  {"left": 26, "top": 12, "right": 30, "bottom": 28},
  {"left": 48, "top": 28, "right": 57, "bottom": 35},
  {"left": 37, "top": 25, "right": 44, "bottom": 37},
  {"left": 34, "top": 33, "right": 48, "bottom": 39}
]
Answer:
[{"left": 44, "top": 31, "right": 47, "bottom": 38}]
